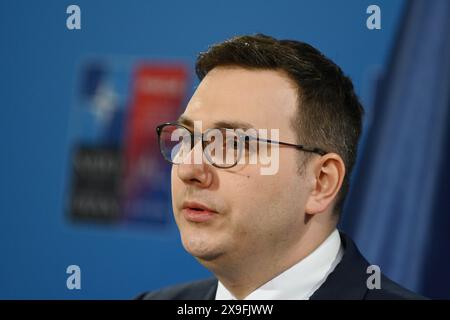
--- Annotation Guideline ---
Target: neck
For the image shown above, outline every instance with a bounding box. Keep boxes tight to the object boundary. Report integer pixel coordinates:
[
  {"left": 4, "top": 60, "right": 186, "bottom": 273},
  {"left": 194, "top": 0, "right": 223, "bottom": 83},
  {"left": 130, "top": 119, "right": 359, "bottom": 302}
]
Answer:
[{"left": 200, "top": 222, "right": 337, "bottom": 299}]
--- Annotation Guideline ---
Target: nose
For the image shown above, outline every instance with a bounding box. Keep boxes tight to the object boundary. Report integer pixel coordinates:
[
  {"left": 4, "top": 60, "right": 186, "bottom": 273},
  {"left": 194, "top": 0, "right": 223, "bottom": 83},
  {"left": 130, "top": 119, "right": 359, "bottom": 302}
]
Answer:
[{"left": 176, "top": 141, "right": 213, "bottom": 188}]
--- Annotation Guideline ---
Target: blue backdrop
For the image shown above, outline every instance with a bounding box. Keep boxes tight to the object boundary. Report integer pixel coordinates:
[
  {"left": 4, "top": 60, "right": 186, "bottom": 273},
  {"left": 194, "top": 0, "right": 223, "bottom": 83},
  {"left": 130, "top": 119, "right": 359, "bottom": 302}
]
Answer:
[
  {"left": 2, "top": 0, "right": 445, "bottom": 299},
  {"left": 341, "top": 0, "right": 450, "bottom": 299}
]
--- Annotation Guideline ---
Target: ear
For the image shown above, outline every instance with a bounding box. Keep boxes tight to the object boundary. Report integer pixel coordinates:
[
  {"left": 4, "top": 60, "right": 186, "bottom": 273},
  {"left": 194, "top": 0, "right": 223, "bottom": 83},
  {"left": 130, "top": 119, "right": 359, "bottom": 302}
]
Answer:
[{"left": 305, "top": 153, "right": 346, "bottom": 215}]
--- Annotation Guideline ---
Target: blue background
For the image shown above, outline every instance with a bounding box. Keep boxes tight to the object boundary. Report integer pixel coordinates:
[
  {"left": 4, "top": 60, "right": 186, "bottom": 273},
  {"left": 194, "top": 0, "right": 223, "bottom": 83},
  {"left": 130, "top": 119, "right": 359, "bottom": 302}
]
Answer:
[{"left": 0, "top": 0, "right": 418, "bottom": 299}]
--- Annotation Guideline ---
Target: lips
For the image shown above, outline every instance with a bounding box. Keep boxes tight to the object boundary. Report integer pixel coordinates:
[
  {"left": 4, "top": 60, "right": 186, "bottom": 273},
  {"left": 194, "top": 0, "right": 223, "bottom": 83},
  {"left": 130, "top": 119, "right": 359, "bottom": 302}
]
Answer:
[{"left": 181, "top": 201, "right": 218, "bottom": 222}]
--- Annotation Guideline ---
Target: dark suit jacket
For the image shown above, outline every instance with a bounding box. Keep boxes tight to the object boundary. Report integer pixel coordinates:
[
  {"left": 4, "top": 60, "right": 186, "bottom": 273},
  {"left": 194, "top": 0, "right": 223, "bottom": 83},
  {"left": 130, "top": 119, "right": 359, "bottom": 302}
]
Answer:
[{"left": 137, "top": 232, "right": 426, "bottom": 300}]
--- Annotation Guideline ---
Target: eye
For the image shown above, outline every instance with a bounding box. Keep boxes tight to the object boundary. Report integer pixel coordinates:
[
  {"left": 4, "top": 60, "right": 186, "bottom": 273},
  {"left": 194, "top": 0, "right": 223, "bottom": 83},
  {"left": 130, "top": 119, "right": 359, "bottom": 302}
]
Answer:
[
  {"left": 224, "top": 135, "right": 239, "bottom": 150},
  {"left": 244, "top": 137, "right": 251, "bottom": 150},
  {"left": 244, "top": 136, "right": 260, "bottom": 153}
]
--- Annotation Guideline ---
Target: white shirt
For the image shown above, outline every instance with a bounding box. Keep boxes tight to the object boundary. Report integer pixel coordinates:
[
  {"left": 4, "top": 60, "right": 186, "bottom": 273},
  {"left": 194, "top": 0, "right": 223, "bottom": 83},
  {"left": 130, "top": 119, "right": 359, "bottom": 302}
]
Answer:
[{"left": 215, "top": 229, "right": 344, "bottom": 300}]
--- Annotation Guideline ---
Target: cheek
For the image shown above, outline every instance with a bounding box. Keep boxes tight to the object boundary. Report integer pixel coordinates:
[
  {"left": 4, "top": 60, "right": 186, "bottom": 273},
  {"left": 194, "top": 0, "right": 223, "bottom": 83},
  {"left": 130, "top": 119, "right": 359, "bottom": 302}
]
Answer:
[
  {"left": 170, "top": 167, "right": 183, "bottom": 215},
  {"left": 243, "top": 159, "right": 305, "bottom": 221},
  {"left": 226, "top": 173, "right": 285, "bottom": 229},
  {"left": 171, "top": 166, "right": 181, "bottom": 194}
]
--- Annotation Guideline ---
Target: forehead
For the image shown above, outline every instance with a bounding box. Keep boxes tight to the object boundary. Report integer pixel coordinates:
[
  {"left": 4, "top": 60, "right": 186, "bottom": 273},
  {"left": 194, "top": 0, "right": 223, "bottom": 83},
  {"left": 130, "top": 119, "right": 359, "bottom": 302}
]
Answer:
[{"left": 181, "top": 67, "right": 298, "bottom": 136}]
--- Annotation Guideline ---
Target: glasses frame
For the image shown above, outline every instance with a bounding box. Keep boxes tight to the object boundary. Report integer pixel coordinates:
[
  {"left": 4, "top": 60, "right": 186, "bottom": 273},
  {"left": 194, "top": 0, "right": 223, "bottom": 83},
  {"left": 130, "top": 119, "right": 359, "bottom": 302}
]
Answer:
[{"left": 156, "top": 122, "right": 327, "bottom": 168}]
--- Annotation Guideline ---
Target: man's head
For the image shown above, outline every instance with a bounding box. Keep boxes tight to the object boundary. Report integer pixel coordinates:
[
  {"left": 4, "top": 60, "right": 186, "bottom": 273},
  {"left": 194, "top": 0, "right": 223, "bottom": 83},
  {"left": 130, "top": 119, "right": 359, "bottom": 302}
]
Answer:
[{"left": 168, "top": 34, "right": 363, "bottom": 269}]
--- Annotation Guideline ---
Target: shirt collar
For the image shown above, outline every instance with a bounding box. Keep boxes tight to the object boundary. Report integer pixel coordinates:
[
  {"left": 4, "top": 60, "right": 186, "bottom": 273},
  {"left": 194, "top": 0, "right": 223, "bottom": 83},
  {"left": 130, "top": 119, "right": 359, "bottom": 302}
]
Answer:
[{"left": 215, "top": 229, "right": 344, "bottom": 300}]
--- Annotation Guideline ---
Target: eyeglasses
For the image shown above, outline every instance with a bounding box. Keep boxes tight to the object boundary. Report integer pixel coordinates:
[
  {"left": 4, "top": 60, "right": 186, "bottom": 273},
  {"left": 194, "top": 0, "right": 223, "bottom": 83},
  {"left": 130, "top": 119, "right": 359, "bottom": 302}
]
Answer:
[{"left": 156, "top": 122, "right": 327, "bottom": 169}]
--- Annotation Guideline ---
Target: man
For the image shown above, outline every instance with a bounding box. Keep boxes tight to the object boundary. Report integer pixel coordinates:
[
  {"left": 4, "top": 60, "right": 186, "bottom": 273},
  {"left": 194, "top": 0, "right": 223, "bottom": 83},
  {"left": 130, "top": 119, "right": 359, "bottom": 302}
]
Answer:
[{"left": 138, "top": 34, "right": 424, "bottom": 300}]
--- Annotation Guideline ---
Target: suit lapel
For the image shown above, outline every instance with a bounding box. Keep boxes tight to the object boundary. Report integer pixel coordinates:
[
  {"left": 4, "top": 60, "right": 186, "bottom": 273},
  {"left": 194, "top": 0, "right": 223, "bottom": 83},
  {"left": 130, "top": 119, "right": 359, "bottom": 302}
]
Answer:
[
  {"left": 309, "top": 232, "right": 369, "bottom": 300},
  {"left": 202, "top": 278, "right": 218, "bottom": 300}
]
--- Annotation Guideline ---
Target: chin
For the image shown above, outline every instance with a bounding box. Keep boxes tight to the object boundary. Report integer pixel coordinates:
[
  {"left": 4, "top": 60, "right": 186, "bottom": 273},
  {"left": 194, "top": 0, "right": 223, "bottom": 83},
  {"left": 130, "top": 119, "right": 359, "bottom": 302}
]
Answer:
[{"left": 181, "top": 235, "right": 223, "bottom": 262}]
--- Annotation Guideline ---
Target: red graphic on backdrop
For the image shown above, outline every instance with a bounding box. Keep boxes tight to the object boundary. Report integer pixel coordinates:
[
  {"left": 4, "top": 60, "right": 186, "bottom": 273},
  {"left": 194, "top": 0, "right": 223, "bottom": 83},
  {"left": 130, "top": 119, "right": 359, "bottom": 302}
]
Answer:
[{"left": 123, "top": 63, "right": 189, "bottom": 223}]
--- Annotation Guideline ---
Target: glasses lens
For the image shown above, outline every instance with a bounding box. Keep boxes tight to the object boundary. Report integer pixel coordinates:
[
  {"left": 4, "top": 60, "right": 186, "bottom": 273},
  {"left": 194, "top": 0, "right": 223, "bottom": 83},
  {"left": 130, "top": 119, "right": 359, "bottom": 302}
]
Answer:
[
  {"left": 203, "top": 128, "right": 241, "bottom": 168},
  {"left": 158, "top": 125, "right": 192, "bottom": 164}
]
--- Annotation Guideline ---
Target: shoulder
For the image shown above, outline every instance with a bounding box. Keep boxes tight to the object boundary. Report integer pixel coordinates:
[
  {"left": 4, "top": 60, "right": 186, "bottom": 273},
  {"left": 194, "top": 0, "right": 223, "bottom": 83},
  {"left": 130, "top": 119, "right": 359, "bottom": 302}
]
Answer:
[
  {"left": 135, "top": 278, "right": 218, "bottom": 300},
  {"left": 311, "top": 231, "right": 428, "bottom": 300},
  {"left": 364, "top": 274, "right": 428, "bottom": 300}
]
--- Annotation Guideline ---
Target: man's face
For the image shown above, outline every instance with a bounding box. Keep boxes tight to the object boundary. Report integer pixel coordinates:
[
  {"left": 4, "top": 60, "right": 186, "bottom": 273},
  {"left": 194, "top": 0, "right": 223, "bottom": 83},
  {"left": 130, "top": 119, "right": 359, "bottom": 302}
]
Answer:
[{"left": 171, "top": 67, "right": 313, "bottom": 265}]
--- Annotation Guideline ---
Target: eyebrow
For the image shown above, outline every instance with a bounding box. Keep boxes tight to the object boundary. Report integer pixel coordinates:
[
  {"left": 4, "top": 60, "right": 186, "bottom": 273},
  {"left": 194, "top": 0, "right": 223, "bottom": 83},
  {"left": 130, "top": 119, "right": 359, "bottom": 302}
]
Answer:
[{"left": 176, "top": 115, "right": 255, "bottom": 130}]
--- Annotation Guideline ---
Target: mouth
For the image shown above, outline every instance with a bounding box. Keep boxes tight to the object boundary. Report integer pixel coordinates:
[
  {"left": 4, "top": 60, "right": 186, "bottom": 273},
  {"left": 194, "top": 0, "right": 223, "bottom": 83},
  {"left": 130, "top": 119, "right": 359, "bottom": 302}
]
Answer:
[{"left": 181, "top": 201, "right": 218, "bottom": 223}]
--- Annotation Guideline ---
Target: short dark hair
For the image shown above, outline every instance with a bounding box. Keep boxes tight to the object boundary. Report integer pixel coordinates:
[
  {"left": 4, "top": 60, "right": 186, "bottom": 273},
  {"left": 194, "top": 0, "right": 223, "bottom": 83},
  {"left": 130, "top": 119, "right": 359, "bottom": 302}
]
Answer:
[{"left": 195, "top": 34, "right": 364, "bottom": 215}]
